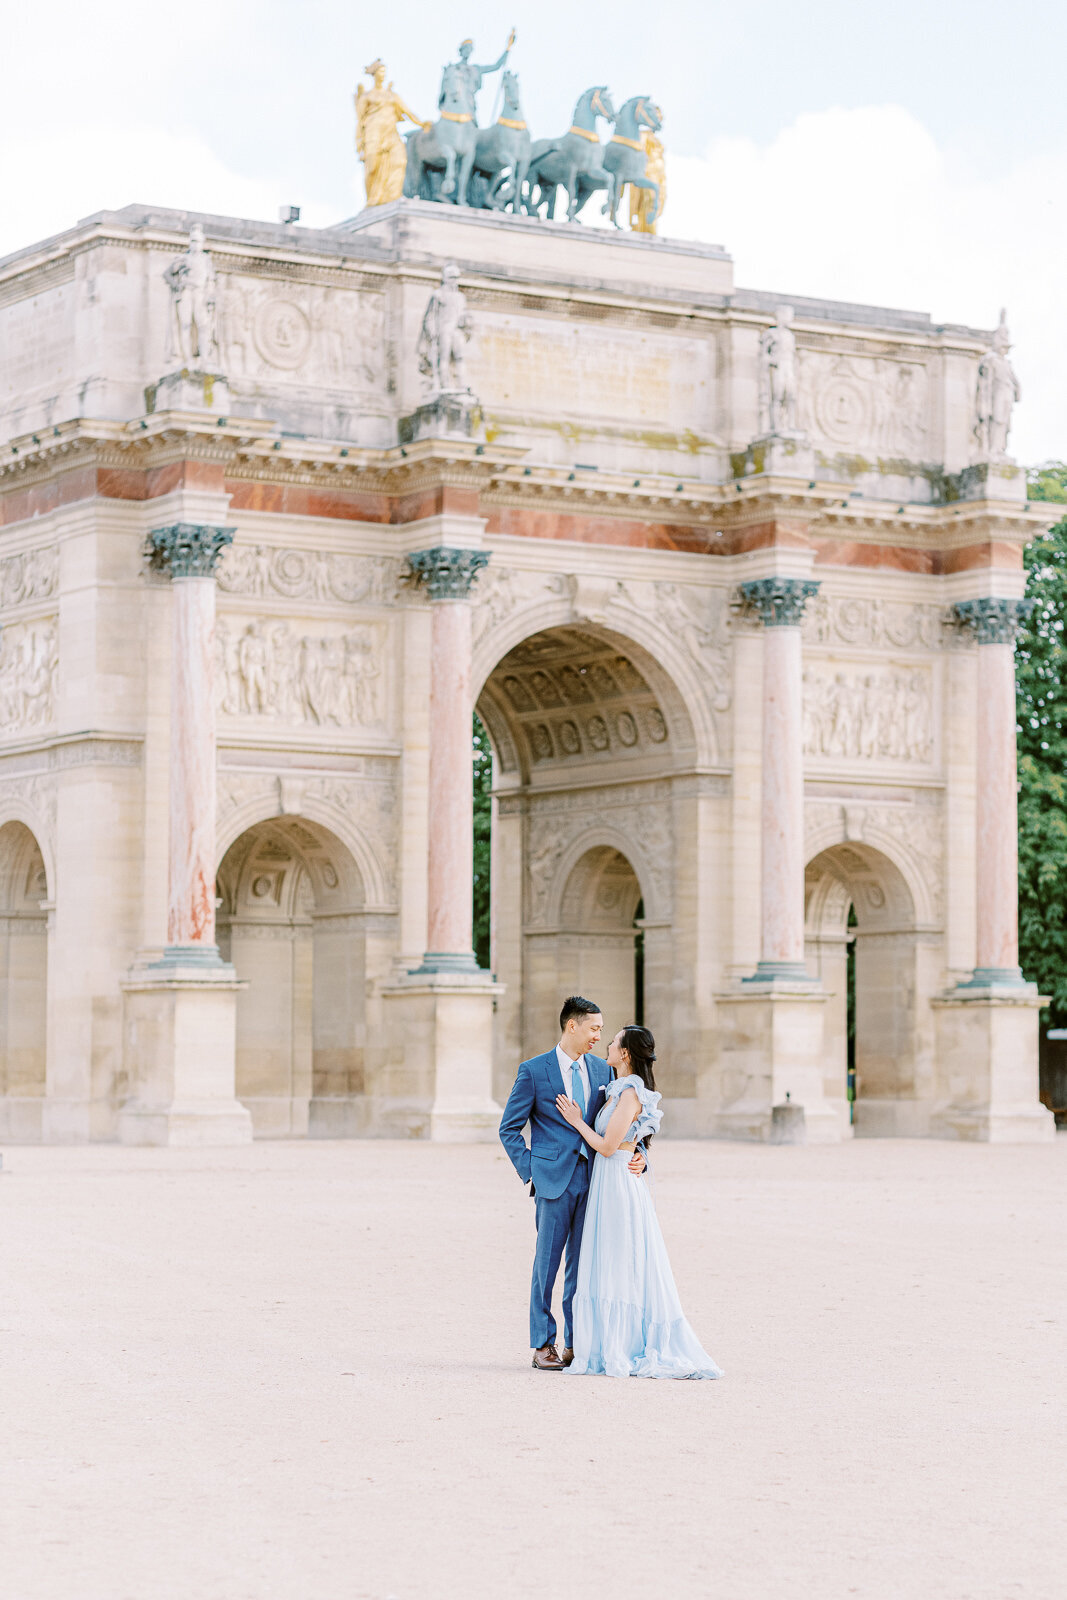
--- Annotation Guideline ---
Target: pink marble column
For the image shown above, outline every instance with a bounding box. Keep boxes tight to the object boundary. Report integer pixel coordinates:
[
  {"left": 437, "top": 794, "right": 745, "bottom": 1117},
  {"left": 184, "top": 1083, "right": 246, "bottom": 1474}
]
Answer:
[
  {"left": 148, "top": 523, "right": 233, "bottom": 965},
  {"left": 741, "top": 577, "right": 820, "bottom": 982},
  {"left": 410, "top": 546, "right": 489, "bottom": 973},
  {"left": 954, "top": 597, "right": 1033, "bottom": 985}
]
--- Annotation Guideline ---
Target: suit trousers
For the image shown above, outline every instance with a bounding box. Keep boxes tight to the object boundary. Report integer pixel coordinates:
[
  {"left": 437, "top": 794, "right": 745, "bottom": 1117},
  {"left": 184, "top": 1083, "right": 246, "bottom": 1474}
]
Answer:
[{"left": 530, "top": 1154, "right": 590, "bottom": 1349}]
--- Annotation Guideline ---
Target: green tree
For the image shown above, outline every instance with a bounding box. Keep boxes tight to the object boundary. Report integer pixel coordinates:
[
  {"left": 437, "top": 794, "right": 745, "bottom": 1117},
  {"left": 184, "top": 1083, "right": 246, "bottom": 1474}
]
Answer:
[
  {"left": 472, "top": 713, "right": 492, "bottom": 970},
  {"left": 1017, "top": 463, "right": 1067, "bottom": 1019}
]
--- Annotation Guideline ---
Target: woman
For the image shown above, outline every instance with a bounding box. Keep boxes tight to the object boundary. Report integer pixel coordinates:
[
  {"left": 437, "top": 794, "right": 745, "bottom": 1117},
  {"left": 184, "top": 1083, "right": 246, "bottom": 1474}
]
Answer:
[{"left": 555, "top": 1025, "right": 723, "bottom": 1380}]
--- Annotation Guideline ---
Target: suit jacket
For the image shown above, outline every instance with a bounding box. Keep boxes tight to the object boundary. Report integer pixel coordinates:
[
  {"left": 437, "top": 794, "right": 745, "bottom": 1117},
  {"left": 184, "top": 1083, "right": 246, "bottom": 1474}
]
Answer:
[{"left": 499, "top": 1047, "right": 613, "bottom": 1201}]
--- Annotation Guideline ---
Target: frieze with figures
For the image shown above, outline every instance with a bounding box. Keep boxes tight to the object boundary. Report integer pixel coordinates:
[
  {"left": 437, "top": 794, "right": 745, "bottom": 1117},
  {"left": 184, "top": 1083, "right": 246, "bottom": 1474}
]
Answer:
[
  {"left": 802, "top": 665, "right": 934, "bottom": 765},
  {"left": 217, "top": 618, "right": 384, "bottom": 729},
  {"left": 217, "top": 545, "right": 399, "bottom": 606}
]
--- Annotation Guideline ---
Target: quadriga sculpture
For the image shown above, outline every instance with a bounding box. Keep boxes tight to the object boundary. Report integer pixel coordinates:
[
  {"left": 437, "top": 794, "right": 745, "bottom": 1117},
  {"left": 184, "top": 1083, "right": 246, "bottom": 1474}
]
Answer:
[
  {"left": 525, "top": 86, "right": 618, "bottom": 222},
  {"left": 467, "top": 71, "right": 531, "bottom": 212}
]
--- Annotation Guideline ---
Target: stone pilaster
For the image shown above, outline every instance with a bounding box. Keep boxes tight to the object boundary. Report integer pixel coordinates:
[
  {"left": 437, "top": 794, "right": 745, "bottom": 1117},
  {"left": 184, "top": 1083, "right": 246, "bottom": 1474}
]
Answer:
[
  {"left": 391, "top": 544, "right": 501, "bottom": 1142},
  {"left": 118, "top": 522, "right": 251, "bottom": 1147},
  {"left": 740, "top": 577, "right": 820, "bottom": 982},
  {"left": 930, "top": 596, "right": 1053, "bottom": 1141},
  {"left": 407, "top": 546, "right": 489, "bottom": 974},
  {"left": 951, "top": 598, "right": 1033, "bottom": 987},
  {"left": 714, "top": 576, "right": 840, "bottom": 1142}
]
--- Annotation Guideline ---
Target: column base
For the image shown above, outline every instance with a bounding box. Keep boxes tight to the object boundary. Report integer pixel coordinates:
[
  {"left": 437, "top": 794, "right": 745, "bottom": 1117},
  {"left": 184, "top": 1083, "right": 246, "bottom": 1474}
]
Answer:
[
  {"left": 381, "top": 969, "right": 504, "bottom": 1143},
  {"left": 930, "top": 983, "right": 1055, "bottom": 1143},
  {"left": 711, "top": 983, "right": 843, "bottom": 1143},
  {"left": 119, "top": 958, "right": 252, "bottom": 1148},
  {"left": 411, "top": 950, "right": 482, "bottom": 975},
  {"left": 742, "top": 960, "right": 817, "bottom": 986}
]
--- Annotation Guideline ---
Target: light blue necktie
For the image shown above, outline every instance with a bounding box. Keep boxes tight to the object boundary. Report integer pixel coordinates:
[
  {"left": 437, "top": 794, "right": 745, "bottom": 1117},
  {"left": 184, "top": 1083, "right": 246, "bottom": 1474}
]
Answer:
[{"left": 570, "top": 1058, "right": 586, "bottom": 1117}]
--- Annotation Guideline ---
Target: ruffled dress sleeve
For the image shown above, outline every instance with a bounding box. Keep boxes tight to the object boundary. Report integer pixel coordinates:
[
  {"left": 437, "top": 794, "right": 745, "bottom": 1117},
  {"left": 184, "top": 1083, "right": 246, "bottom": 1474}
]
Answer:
[{"left": 604, "top": 1074, "right": 663, "bottom": 1141}]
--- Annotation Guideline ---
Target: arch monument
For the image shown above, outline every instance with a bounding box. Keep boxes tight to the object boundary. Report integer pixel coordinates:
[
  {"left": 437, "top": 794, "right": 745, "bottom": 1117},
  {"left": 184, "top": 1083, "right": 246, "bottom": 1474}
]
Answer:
[{"left": 0, "top": 194, "right": 1053, "bottom": 1143}]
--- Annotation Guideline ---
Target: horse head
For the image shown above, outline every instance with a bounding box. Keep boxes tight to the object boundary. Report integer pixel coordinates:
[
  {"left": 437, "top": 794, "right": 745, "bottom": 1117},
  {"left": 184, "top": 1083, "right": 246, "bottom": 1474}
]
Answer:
[
  {"left": 501, "top": 69, "right": 523, "bottom": 118},
  {"left": 572, "top": 85, "right": 616, "bottom": 130},
  {"left": 615, "top": 96, "right": 662, "bottom": 140},
  {"left": 438, "top": 62, "right": 468, "bottom": 115}
]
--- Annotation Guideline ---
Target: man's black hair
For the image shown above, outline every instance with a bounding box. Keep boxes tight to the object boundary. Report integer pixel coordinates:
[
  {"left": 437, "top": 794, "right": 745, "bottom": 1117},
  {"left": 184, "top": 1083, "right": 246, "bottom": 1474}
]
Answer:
[{"left": 559, "top": 995, "right": 601, "bottom": 1030}]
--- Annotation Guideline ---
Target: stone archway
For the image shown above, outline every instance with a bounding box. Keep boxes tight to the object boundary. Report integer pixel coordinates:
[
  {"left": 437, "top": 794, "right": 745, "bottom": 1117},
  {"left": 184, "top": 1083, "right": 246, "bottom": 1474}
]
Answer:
[
  {"left": 477, "top": 622, "right": 697, "bottom": 1101},
  {"left": 0, "top": 821, "right": 49, "bottom": 1141},
  {"left": 217, "top": 816, "right": 367, "bottom": 1137},
  {"left": 805, "top": 841, "right": 934, "bottom": 1136}
]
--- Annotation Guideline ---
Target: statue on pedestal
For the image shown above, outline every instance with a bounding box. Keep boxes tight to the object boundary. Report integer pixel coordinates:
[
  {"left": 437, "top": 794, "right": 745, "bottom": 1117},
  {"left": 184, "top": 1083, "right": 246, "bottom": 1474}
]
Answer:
[
  {"left": 758, "top": 306, "right": 799, "bottom": 437},
  {"left": 417, "top": 264, "right": 472, "bottom": 395},
  {"left": 974, "top": 310, "right": 1021, "bottom": 462},
  {"left": 355, "top": 59, "right": 428, "bottom": 208},
  {"left": 163, "top": 225, "right": 220, "bottom": 369}
]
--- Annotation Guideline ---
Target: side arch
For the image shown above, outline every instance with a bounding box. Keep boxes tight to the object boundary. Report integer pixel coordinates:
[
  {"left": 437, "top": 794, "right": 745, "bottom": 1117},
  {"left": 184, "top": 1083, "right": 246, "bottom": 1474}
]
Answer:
[{"left": 217, "top": 789, "right": 392, "bottom": 912}]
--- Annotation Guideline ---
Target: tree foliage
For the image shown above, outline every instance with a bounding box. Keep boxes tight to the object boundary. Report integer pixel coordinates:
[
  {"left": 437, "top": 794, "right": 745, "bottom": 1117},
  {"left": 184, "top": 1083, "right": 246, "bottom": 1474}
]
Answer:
[
  {"left": 472, "top": 713, "right": 492, "bottom": 970},
  {"left": 1017, "top": 464, "right": 1067, "bottom": 1019}
]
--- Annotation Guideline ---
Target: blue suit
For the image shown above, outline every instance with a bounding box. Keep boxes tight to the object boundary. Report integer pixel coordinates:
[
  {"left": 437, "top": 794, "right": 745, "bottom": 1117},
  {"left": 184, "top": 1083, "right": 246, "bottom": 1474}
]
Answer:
[{"left": 499, "top": 1048, "right": 613, "bottom": 1350}]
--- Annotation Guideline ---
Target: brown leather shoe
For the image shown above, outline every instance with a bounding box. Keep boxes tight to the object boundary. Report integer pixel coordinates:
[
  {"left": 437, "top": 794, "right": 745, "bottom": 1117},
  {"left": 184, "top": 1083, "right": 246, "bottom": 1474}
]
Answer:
[
  {"left": 560, "top": 1347, "right": 575, "bottom": 1367},
  {"left": 531, "top": 1343, "right": 563, "bottom": 1371}
]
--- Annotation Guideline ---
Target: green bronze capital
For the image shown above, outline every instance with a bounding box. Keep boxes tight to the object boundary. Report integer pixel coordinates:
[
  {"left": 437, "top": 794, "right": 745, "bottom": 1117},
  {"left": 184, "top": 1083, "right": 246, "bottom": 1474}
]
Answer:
[
  {"left": 952, "top": 596, "right": 1034, "bottom": 645},
  {"left": 147, "top": 523, "right": 235, "bottom": 579},
  {"left": 407, "top": 546, "right": 489, "bottom": 600},
  {"left": 739, "top": 576, "right": 821, "bottom": 627}
]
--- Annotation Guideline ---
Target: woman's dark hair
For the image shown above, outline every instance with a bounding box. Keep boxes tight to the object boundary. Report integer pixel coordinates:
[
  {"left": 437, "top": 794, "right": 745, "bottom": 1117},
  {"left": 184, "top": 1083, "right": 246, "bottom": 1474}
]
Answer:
[
  {"left": 560, "top": 994, "right": 601, "bottom": 1030},
  {"left": 619, "top": 1025, "right": 656, "bottom": 1093}
]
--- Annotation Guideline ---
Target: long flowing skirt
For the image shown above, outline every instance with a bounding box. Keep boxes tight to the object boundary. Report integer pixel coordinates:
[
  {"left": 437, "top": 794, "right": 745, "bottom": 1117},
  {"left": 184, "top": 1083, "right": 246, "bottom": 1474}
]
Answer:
[{"left": 569, "top": 1149, "right": 724, "bottom": 1380}]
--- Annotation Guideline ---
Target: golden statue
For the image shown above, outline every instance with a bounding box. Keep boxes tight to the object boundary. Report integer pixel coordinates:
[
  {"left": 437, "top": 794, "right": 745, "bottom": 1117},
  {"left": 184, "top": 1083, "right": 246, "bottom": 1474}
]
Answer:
[
  {"left": 629, "top": 126, "right": 667, "bottom": 235},
  {"left": 355, "top": 59, "right": 428, "bottom": 208}
]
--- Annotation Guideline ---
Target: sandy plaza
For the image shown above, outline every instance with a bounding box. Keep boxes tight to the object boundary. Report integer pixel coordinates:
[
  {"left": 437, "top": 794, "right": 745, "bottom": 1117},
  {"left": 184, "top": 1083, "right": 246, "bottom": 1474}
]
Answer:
[{"left": 2, "top": 1135, "right": 1064, "bottom": 1600}]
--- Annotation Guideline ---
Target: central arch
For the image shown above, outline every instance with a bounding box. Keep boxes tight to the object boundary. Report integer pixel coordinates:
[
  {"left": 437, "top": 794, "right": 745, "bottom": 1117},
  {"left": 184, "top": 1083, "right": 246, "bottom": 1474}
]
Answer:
[{"left": 476, "top": 620, "right": 700, "bottom": 1103}]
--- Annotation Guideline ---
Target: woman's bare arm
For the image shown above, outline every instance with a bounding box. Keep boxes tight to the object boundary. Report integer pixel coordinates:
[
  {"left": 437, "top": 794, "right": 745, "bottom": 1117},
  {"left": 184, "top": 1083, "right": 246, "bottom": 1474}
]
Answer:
[{"left": 555, "top": 1086, "right": 641, "bottom": 1157}]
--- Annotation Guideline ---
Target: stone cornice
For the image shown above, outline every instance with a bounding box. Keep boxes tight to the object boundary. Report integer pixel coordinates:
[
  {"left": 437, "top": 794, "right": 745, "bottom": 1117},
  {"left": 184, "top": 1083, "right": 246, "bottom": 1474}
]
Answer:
[{"left": 0, "top": 416, "right": 1057, "bottom": 553}]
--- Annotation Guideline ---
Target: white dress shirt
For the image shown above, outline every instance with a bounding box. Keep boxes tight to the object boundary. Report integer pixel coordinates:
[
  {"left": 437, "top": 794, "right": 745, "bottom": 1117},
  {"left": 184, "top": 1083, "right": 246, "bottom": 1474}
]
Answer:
[{"left": 556, "top": 1043, "right": 591, "bottom": 1158}]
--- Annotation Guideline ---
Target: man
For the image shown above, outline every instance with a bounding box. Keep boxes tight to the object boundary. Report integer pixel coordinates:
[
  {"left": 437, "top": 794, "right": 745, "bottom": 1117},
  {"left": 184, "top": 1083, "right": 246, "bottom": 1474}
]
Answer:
[
  {"left": 440, "top": 32, "right": 515, "bottom": 123},
  {"left": 499, "top": 996, "right": 645, "bottom": 1371}
]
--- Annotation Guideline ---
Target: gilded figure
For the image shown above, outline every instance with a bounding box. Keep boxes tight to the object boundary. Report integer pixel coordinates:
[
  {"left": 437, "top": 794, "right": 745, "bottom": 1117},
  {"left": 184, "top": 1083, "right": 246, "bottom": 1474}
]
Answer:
[
  {"left": 629, "top": 126, "right": 666, "bottom": 234},
  {"left": 355, "top": 59, "right": 428, "bottom": 208}
]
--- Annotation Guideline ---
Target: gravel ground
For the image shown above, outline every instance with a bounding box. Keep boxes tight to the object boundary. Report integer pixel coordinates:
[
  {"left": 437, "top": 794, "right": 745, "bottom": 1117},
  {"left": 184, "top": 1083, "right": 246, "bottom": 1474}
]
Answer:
[{"left": 1, "top": 1136, "right": 1064, "bottom": 1600}]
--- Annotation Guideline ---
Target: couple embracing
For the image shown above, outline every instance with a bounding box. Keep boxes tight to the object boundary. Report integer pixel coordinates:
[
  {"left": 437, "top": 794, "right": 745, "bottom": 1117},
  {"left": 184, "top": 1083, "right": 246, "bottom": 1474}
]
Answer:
[{"left": 499, "top": 995, "right": 723, "bottom": 1380}]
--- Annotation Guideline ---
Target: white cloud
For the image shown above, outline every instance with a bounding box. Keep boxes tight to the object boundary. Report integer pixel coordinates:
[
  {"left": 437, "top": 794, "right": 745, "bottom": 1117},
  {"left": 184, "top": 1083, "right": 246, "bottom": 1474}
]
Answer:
[{"left": 662, "top": 105, "right": 1066, "bottom": 462}]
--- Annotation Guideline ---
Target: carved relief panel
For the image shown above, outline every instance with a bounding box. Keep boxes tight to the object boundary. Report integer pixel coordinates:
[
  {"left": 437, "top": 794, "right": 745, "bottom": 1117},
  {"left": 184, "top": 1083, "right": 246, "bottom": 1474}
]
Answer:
[
  {"left": 216, "top": 617, "right": 387, "bottom": 731},
  {"left": 219, "top": 277, "right": 386, "bottom": 391},
  {"left": 0, "top": 620, "right": 57, "bottom": 736},
  {"left": 798, "top": 351, "right": 930, "bottom": 459},
  {"left": 802, "top": 664, "right": 934, "bottom": 765},
  {"left": 217, "top": 545, "right": 399, "bottom": 605}
]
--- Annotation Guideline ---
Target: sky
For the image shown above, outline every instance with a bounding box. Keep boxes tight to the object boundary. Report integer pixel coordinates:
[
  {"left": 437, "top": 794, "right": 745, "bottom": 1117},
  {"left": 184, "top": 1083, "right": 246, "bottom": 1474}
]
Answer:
[{"left": 3, "top": 0, "right": 1064, "bottom": 460}]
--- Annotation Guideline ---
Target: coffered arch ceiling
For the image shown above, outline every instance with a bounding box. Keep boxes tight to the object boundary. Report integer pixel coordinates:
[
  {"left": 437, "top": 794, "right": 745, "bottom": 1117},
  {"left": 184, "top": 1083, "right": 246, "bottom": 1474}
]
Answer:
[{"left": 476, "top": 625, "right": 694, "bottom": 785}]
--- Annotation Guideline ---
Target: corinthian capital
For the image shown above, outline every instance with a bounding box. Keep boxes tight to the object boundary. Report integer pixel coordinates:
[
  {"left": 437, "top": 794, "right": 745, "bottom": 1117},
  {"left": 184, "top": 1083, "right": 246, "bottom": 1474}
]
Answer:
[
  {"left": 407, "top": 546, "right": 489, "bottom": 600},
  {"left": 952, "top": 596, "right": 1034, "bottom": 644},
  {"left": 739, "top": 576, "right": 821, "bottom": 627},
  {"left": 147, "top": 523, "right": 235, "bottom": 579}
]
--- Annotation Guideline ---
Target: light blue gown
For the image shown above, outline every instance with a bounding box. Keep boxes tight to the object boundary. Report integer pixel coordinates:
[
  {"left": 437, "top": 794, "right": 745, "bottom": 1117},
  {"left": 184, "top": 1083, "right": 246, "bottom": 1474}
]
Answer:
[{"left": 569, "top": 1075, "right": 724, "bottom": 1380}]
